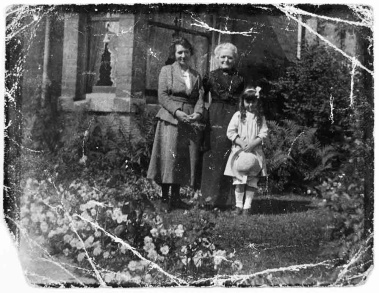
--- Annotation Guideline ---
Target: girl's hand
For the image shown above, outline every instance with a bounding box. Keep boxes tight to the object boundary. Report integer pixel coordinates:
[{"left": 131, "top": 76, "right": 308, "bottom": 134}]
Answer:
[
  {"left": 175, "top": 110, "right": 190, "bottom": 123},
  {"left": 235, "top": 137, "right": 248, "bottom": 149},
  {"left": 243, "top": 142, "right": 255, "bottom": 152},
  {"left": 188, "top": 113, "right": 201, "bottom": 122}
]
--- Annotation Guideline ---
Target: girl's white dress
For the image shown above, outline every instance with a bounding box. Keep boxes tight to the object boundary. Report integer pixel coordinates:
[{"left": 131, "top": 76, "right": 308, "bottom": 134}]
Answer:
[{"left": 224, "top": 111, "right": 268, "bottom": 187}]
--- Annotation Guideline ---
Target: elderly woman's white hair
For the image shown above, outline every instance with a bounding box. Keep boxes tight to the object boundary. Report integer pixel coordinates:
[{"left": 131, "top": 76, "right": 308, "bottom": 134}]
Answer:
[{"left": 214, "top": 42, "right": 238, "bottom": 58}]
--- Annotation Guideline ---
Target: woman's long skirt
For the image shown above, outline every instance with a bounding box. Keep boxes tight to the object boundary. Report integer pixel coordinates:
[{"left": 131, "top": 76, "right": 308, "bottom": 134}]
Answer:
[
  {"left": 147, "top": 119, "right": 201, "bottom": 187},
  {"left": 200, "top": 102, "right": 237, "bottom": 208}
]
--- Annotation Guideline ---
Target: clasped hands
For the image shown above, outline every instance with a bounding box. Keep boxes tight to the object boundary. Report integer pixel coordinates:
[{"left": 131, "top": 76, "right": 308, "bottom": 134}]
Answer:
[
  {"left": 175, "top": 110, "right": 201, "bottom": 124},
  {"left": 235, "top": 137, "right": 259, "bottom": 152}
]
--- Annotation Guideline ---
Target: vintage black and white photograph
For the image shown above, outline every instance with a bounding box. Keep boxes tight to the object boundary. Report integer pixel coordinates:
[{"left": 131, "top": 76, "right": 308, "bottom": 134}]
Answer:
[{"left": 2, "top": 1, "right": 374, "bottom": 288}]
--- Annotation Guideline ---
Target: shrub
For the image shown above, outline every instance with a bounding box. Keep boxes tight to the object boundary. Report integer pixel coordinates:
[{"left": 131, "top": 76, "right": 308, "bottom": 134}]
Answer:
[
  {"left": 264, "top": 119, "right": 338, "bottom": 193},
  {"left": 268, "top": 45, "right": 356, "bottom": 149}
]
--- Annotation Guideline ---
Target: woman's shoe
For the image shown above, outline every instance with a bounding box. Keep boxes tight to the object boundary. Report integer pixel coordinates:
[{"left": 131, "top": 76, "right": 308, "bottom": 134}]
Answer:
[
  {"left": 171, "top": 199, "right": 192, "bottom": 210},
  {"left": 157, "top": 200, "right": 171, "bottom": 213}
]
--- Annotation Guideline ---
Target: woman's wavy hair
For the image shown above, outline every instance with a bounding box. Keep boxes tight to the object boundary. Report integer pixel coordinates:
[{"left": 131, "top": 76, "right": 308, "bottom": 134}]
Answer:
[
  {"left": 239, "top": 87, "right": 264, "bottom": 127},
  {"left": 166, "top": 37, "right": 194, "bottom": 64}
]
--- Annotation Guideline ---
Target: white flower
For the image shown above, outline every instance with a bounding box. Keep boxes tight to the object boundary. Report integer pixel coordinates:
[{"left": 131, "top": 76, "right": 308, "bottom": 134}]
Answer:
[
  {"left": 144, "top": 274, "right": 152, "bottom": 284},
  {"left": 48, "top": 231, "right": 56, "bottom": 238},
  {"left": 144, "top": 236, "right": 153, "bottom": 244},
  {"left": 160, "top": 245, "right": 169, "bottom": 255},
  {"left": 147, "top": 249, "right": 158, "bottom": 260},
  {"left": 120, "top": 271, "right": 132, "bottom": 283},
  {"left": 181, "top": 245, "right": 188, "bottom": 254},
  {"left": 103, "top": 251, "right": 110, "bottom": 259},
  {"left": 213, "top": 250, "right": 226, "bottom": 266},
  {"left": 94, "top": 230, "right": 101, "bottom": 238},
  {"left": 143, "top": 242, "right": 155, "bottom": 253},
  {"left": 131, "top": 276, "right": 141, "bottom": 285},
  {"left": 104, "top": 272, "right": 115, "bottom": 283},
  {"left": 77, "top": 252, "right": 86, "bottom": 262},
  {"left": 84, "top": 236, "right": 94, "bottom": 248},
  {"left": 40, "top": 221, "right": 49, "bottom": 233},
  {"left": 159, "top": 228, "right": 167, "bottom": 236},
  {"left": 153, "top": 215, "right": 163, "bottom": 226},
  {"left": 150, "top": 228, "right": 159, "bottom": 238},
  {"left": 128, "top": 260, "right": 137, "bottom": 271},
  {"left": 79, "top": 155, "right": 88, "bottom": 165},
  {"left": 119, "top": 244, "right": 127, "bottom": 254},
  {"left": 93, "top": 246, "right": 102, "bottom": 256},
  {"left": 180, "top": 256, "right": 191, "bottom": 265},
  {"left": 135, "top": 261, "right": 146, "bottom": 271},
  {"left": 63, "top": 248, "right": 70, "bottom": 256},
  {"left": 76, "top": 241, "right": 84, "bottom": 250},
  {"left": 193, "top": 250, "right": 203, "bottom": 267},
  {"left": 232, "top": 260, "right": 243, "bottom": 271},
  {"left": 174, "top": 224, "right": 184, "bottom": 237}
]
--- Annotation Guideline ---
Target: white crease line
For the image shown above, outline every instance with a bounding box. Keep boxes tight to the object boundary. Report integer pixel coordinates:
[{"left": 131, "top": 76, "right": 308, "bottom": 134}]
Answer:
[
  {"left": 277, "top": 4, "right": 372, "bottom": 28},
  {"left": 274, "top": 4, "right": 373, "bottom": 76},
  {"left": 190, "top": 259, "right": 335, "bottom": 286},
  {"left": 70, "top": 227, "right": 106, "bottom": 287},
  {"left": 349, "top": 58, "right": 358, "bottom": 107}
]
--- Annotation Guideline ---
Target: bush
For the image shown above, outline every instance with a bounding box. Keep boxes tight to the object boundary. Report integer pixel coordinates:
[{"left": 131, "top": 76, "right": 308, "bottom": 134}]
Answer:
[
  {"left": 269, "top": 45, "right": 357, "bottom": 149},
  {"left": 264, "top": 119, "right": 338, "bottom": 193}
]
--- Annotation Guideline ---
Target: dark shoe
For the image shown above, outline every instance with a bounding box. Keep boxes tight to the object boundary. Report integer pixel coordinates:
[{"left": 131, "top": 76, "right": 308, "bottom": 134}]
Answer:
[
  {"left": 242, "top": 208, "right": 251, "bottom": 216},
  {"left": 171, "top": 199, "right": 192, "bottom": 210},
  {"left": 232, "top": 207, "right": 243, "bottom": 216},
  {"left": 156, "top": 200, "right": 171, "bottom": 213}
]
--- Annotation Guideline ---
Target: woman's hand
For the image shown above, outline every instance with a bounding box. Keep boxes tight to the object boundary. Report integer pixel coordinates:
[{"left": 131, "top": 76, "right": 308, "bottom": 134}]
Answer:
[
  {"left": 188, "top": 113, "right": 201, "bottom": 122},
  {"left": 175, "top": 110, "right": 190, "bottom": 123}
]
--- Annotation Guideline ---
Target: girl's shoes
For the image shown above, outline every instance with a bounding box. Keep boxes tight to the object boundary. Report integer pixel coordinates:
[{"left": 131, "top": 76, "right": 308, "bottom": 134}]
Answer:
[
  {"left": 232, "top": 207, "right": 251, "bottom": 216},
  {"left": 242, "top": 208, "right": 251, "bottom": 216},
  {"left": 232, "top": 207, "right": 243, "bottom": 216}
]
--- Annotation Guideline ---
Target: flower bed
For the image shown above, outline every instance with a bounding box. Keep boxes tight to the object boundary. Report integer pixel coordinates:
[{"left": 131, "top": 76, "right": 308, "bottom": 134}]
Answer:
[{"left": 20, "top": 175, "right": 243, "bottom": 286}]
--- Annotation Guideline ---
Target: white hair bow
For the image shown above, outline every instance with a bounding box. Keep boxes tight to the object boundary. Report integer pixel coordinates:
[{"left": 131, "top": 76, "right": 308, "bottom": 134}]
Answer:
[{"left": 255, "top": 86, "right": 261, "bottom": 98}]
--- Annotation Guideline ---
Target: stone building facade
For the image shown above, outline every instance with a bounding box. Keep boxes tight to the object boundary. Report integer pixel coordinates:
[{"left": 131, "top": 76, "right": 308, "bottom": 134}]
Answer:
[{"left": 20, "top": 5, "right": 365, "bottom": 136}]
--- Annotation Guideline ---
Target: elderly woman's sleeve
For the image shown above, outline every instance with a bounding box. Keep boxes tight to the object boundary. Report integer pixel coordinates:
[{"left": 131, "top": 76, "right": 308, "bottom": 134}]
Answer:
[
  {"left": 194, "top": 76, "right": 205, "bottom": 115},
  {"left": 257, "top": 116, "right": 268, "bottom": 140},
  {"left": 226, "top": 112, "right": 240, "bottom": 142},
  {"left": 158, "top": 66, "right": 183, "bottom": 116}
]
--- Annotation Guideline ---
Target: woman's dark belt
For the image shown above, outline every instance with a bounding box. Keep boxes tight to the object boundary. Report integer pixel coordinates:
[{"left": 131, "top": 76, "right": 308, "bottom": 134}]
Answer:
[{"left": 170, "top": 95, "right": 197, "bottom": 105}]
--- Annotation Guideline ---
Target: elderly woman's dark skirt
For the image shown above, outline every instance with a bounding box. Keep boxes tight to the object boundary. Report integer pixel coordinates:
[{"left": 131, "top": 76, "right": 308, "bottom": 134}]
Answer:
[
  {"left": 200, "top": 102, "right": 237, "bottom": 208},
  {"left": 147, "top": 119, "right": 201, "bottom": 188}
]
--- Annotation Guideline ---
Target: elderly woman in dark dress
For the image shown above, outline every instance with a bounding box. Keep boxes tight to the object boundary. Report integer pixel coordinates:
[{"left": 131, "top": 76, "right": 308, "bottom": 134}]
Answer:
[
  {"left": 200, "top": 43, "right": 245, "bottom": 209},
  {"left": 147, "top": 37, "right": 204, "bottom": 212}
]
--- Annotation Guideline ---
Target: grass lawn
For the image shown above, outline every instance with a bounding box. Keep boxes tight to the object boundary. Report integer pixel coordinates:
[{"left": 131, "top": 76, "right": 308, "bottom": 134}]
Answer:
[{"left": 166, "top": 194, "right": 336, "bottom": 285}]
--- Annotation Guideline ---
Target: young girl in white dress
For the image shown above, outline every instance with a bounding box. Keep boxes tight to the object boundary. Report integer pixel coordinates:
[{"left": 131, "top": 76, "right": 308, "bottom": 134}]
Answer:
[{"left": 224, "top": 87, "right": 268, "bottom": 215}]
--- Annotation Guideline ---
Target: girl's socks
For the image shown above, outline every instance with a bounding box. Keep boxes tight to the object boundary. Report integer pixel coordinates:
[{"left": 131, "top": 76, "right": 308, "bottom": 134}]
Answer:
[
  {"left": 235, "top": 191, "right": 244, "bottom": 209},
  {"left": 243, "top": 190, "right": 255, "bottom": 210}
]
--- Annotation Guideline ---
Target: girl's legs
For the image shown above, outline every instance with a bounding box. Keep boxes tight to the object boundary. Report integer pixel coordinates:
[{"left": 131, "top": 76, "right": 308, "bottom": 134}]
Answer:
[
  {"left": 243, "top": 186, "right": 256, "bottom": 215},
  {"left": 233, "top": 184, "right": 245, "bottom": 215}
]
